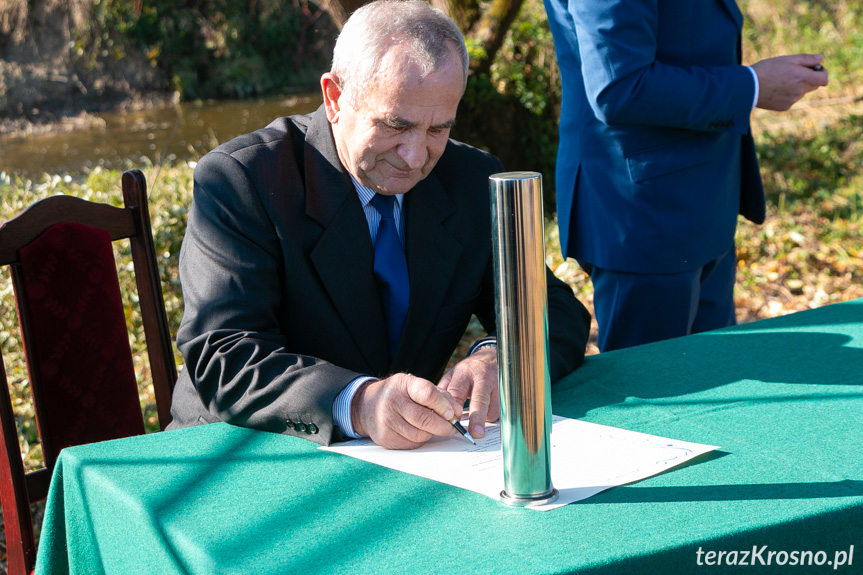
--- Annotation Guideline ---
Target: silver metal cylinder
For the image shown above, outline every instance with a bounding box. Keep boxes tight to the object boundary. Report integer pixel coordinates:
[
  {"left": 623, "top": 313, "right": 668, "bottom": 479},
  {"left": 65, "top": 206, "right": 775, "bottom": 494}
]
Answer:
[{"left": 489, "top": 171, "right": 557, "bottom": 507}]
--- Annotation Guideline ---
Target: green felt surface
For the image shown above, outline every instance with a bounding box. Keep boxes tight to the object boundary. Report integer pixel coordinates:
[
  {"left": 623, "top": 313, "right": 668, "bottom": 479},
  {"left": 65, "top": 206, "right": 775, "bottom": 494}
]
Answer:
[{"left": 35, "top": 300, "right": 863, "bottom": 574}]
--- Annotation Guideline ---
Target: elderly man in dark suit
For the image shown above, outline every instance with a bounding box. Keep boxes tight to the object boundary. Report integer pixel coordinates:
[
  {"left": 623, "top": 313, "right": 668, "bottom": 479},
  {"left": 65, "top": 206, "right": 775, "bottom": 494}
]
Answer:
[{"left": 168, "top": 0, "right": 591, "bottom": 449}]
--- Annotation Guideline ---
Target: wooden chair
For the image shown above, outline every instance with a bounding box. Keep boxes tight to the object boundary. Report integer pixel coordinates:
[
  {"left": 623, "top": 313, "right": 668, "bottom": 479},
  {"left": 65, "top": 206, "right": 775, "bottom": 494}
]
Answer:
[{"left": 0, "top": 169, "right": 177, "bottom": 575}]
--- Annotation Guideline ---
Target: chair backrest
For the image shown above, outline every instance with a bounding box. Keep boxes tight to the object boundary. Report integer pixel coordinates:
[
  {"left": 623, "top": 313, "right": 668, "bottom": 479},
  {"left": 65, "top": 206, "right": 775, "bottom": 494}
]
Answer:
[{"left": 0, "top": 169, "right": 177, "bottom": 575}]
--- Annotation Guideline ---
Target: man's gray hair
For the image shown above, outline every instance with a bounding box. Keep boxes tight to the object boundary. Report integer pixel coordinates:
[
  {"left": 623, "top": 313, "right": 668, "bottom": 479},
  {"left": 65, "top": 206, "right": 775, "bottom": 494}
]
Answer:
[{"left": 330, "top": 0, "right": 469, "bottom": 104}]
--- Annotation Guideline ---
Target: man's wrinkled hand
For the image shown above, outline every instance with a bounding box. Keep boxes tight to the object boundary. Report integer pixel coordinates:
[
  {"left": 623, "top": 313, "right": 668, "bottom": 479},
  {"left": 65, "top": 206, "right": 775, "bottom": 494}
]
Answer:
[
  {"left": 351, "top": 373, "right": 460, "bottom": 450},
  {"left": 752, "top": 54, "right": 829, "bottom": 112},
  {"left": 438, "top": 346, "right": 499, "bottom": 439}
]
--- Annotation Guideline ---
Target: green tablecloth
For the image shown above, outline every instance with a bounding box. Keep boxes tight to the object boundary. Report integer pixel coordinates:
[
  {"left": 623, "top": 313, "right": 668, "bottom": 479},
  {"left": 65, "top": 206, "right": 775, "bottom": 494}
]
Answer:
[{"left": 35, "top": 300, "right": 863, "bottom": 574}]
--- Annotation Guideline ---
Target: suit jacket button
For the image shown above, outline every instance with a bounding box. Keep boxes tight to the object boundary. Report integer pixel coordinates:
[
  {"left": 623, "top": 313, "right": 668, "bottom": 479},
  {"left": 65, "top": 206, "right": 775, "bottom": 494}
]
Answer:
[
  {"left": 286, "top": 419, "right": 296, "bottom": 430},
  {"left": 307, "top": 423, "right": 319, "bottom": 434},
  {"left": 296, "top": 422, "right": 307, "bottom": 433}
]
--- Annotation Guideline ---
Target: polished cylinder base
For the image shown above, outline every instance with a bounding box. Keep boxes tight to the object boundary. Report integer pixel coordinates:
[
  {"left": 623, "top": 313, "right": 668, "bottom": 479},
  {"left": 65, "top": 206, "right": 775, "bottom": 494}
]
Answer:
[{"left": 499, "top": 487, "right": 559, "bottom": 508}]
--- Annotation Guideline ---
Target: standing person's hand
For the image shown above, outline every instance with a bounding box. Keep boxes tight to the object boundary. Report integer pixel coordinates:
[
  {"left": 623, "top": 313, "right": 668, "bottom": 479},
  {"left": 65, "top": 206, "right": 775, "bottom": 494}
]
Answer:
[
  {"left": 438, "top": 346, "right": 499, "bottom": 439},
  {"left": 351, "top": 373, "right": 461, "bottom": 449},
  {"left": 751, "top": 54, "right": 829, "bottom": 111}
]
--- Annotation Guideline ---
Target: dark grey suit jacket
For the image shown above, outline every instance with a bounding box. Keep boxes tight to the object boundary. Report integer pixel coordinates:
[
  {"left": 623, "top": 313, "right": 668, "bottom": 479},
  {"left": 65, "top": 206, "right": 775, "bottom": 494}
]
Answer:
[{"left": 168, "top": 106, "right": 591, "bottom": 445}]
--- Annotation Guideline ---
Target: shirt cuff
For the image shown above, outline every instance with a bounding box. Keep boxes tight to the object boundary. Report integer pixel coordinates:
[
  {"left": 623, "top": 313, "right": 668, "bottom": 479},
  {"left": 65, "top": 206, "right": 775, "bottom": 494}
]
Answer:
[
  {"left": 333, "top": 376, "right": 378, "bottom": 439},
  {"left": 746, "top": 66, "right": 759, "bottom": 111},
  {"left": 469, "top": 336, "right": 497, "bottom": 355}
]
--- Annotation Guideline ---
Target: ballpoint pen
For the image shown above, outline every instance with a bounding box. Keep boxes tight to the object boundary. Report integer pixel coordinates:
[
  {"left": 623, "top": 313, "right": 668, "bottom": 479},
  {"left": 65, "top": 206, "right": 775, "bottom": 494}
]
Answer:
[{"left": 448, "top": 415, "right": 476, "bottom": 445}]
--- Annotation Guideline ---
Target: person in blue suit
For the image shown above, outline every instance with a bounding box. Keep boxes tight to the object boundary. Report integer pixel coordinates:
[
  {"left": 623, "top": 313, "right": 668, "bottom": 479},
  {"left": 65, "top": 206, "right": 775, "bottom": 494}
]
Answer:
[{"left": 543, "top": 0, "right": 829, "bottom": 351}]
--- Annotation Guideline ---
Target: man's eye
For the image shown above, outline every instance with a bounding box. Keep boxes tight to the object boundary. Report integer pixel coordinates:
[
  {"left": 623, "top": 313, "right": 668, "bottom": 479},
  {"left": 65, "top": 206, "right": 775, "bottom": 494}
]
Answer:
[{"left": 383, "top": 122, "right": 409, "bottom": 132}]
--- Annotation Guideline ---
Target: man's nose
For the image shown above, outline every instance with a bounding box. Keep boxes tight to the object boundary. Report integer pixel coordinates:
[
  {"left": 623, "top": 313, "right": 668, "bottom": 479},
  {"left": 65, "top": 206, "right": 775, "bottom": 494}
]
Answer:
[{"left": 396, "top": 132, "right": 428, "bottom": 169}]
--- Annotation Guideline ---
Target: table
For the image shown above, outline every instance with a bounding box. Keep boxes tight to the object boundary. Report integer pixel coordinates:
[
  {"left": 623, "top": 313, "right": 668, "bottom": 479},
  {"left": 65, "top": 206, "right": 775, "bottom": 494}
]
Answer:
[{"left": 35, "top": 300, "right": 863, "bottom": 574}]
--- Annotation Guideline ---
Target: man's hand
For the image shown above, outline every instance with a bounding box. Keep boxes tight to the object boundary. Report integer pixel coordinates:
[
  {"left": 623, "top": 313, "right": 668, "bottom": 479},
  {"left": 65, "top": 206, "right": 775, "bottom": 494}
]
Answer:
[
  {"left": 751, "top": 54, "right": 829, "bottom": 112},
  {"left": 351, "top": 373, "right": 461, "bottom": 450},
  {"left": 438, "top": 346, "right": 499, "bottom": 439}
]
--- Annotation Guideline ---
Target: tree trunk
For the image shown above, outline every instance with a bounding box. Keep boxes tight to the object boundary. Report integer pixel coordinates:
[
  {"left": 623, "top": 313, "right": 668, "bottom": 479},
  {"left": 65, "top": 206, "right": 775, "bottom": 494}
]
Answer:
[
  {"left": 428, "top": 0, "right": 480, "bottom": 34},
  {"left": 318, "top": 0, "right": 520, "bottom": 73},
  {"left": 467, "top": 0, "right": 523, "bottom": 76},
  {"left": 318, "top": 0, "right": 368, "bottom": 28}
]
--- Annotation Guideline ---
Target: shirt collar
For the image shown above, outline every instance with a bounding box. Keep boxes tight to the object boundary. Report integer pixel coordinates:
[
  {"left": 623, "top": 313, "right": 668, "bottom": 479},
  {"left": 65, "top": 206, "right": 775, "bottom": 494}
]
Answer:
[{"left": 349, "top": 173, "right": 404, "bottom": 209}]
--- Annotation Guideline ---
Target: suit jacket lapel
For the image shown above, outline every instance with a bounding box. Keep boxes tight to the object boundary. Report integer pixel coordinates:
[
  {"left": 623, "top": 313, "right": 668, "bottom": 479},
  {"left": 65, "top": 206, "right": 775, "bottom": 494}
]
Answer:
[
  {"left": 304, "top": 109, "right": 391, "bottom": 373},
  {"left": 719, "top": 0, "right": 744, "bottom": 29},
  {"left": 392, "top": 172, "right": 462, "bottom": 372}
]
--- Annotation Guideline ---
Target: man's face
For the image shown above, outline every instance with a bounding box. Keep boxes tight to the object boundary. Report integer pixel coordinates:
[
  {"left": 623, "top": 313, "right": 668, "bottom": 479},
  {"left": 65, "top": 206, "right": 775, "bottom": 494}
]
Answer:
[{"left": 323, "top": 44, "right": 465, "bottom": 196}]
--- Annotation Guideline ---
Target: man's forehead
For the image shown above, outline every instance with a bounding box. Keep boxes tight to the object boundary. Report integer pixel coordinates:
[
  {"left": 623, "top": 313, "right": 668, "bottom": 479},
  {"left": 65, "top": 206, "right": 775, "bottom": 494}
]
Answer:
[
  {"left": 372, "top": 43, "right": 462, "bottom": 90},
  {"left": 358, "top": 73, "right": 461, "bottom": 124}
]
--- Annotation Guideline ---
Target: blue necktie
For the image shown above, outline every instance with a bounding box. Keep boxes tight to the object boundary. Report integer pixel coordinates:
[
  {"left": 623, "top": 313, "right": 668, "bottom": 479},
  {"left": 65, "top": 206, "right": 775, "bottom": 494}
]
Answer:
[{"left": 370, "top": 194, "right": 409, "bottom": 358}]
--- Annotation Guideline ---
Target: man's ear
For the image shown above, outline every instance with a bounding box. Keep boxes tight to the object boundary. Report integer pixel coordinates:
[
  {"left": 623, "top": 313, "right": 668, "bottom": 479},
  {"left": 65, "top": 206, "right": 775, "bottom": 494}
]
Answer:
[{"left": 321, "top": 73, "right": 343, "bottom": 123}]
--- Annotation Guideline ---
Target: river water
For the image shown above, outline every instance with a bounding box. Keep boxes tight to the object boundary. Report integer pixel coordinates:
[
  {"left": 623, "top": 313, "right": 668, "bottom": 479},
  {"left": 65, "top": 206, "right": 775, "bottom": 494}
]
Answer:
[{"left": 0, "top": 93, "right": 322, "bottom": 178}]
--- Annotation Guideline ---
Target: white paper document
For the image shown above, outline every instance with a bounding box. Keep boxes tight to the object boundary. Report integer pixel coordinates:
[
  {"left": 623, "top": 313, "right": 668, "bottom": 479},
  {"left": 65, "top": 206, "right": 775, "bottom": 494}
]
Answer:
[{"left": 321, "top": 415, "right": 718, "bottom": 511}]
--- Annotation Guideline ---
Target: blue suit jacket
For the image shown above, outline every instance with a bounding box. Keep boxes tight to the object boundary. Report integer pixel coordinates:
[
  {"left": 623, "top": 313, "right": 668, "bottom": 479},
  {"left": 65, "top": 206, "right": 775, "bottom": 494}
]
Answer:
[{"left": 544, "top": 0, "right": 766, "bottom": 273}]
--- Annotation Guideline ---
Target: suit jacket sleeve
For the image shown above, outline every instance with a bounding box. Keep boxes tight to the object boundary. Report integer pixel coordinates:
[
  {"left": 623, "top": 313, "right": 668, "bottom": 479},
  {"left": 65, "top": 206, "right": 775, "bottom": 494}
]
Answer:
[
  {"left": 176, "top": 150, "right": 358, "bottom": 445},
  {"left": 570, "top": 0, "right": 754, "bottom": 133},
  {"left": 472, "top": 266, "right": 589, "bottom": 382},
  {"left": 546, "top": 267, "right": 591, "bottom": 381}
]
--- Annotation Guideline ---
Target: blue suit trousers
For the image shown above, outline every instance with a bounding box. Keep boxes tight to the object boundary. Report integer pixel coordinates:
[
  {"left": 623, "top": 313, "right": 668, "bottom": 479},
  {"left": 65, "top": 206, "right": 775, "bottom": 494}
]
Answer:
[{"left": 587, "top": 244, "right": 738, "bottom": 352}]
